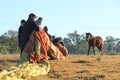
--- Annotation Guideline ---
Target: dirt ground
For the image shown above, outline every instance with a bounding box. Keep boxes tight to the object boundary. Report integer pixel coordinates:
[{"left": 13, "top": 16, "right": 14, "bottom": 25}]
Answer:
[{"left": 0, "top": 54, "right": 120, "bottom": 80}]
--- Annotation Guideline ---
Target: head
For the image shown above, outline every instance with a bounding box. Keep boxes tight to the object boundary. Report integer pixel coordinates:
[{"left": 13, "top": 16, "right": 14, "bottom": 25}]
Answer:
[
  {"left": 36, "top": 17, "right": 43, "bottom": 25},
  {"left": 38, "top": 17, "right": 43, "bottom": 22},
  {"left": 44, "top": 26, "right": 48, "bottom": 32},
  {"left": 57, "top": 37, "right": 62, "bottom": 42},
  {"left": 86, "top": 33, "right": 92, "bottom": 41},
  {"left": 49, "top": 36, "right": 55, "bottom": 41},
  {"left": 28, "top": 13, "right": 37, "bottom": 21},
  {"left": 21, "top": 19, "right": 26, "bottom": 26}
]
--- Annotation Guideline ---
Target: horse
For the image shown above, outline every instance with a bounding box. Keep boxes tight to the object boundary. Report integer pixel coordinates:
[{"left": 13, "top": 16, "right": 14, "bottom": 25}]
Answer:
[{"left": 86, "top": 33, "right": 103, "bottom": 56}]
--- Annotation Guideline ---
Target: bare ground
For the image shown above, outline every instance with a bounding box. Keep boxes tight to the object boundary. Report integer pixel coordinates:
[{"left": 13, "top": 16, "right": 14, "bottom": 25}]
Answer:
[{"left": 0, "top": 54, "right": 120, "bottom": 80}]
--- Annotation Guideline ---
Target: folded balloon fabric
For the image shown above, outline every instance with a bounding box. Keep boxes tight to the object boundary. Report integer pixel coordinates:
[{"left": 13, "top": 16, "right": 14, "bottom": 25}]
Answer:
[{"left": 0, "top": 53, "right": 50, "bottom": 80}]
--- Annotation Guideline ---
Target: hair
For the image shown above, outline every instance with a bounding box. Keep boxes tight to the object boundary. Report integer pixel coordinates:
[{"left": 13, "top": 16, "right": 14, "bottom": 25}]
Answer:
[
  {"left": 38, "top": 17, "right": 43, "bottom": 20},
  {"left": 21, "top": 19, "right": 26, "bottom": 24},
  {"left": 29, "top": 13, "right": 37, "bottom": 18},
  {"left": 44, "top": 26, "right": 48, "bottom": 32}
]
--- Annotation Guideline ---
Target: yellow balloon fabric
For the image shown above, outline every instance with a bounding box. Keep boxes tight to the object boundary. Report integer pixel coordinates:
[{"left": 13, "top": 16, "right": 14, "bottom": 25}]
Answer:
[{"left": 0, "top": 60, "right": 50, "bottom": 80}]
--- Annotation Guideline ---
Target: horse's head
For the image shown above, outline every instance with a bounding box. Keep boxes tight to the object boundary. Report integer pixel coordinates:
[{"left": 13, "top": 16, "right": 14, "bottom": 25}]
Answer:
[{"left": 86, "top": 33, "right": 92, "bottom": 41}]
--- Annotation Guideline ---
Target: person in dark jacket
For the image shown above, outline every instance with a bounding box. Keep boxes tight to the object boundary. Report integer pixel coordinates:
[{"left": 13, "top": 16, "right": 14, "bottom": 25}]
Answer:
[
  {"left": 22, "top": 13, "right": 39, "bottom": 52},
  {"left": 18, "top": 19, "right": 26, "bottom": 58}
]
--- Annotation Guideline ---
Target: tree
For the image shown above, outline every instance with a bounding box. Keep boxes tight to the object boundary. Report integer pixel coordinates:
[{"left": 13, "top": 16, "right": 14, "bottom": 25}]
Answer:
[
  {"left": 114, "top": 38, "right": 120, "bottom": 53},
  {"left": 63, "top": 38, "right": 74, "bottom": 53},
  {"left": 0, "top": 30, "right": 19, "bottom": 54},
  {"left": 65, "top": 31, "right": 81, "bottom": 54},
  {"left": 104, "top": 36, "right": 116, "bottom": 54},
  {"left": 63, "top": 31, "right": 88, "bottom": 54},
  {"left": 115, "top": 42, "right": 120, "bottom": 53},
  {"left": 67, "top": 31, "right": 81, "bottom": 45}
]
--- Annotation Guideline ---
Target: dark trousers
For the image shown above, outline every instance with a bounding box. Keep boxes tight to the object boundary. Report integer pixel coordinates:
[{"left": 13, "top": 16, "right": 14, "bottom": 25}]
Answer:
[{"left": 19, "top": 44, "right": 25, "bottom": 58}]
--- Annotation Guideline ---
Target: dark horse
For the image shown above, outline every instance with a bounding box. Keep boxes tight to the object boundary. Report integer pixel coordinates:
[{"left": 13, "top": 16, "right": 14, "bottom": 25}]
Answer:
[{"left": 86, "top": 33, "right": 103, "bottom": 55}]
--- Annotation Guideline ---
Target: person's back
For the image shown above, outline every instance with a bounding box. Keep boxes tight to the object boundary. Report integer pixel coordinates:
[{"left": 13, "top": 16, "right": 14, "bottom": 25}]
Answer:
[
  {"left": 18, "top": 25, "right": 24, "bottom": 44},
  {"left": 22, "top": 13, "right": 39, "bottom": 47},
  {"left": 43, "top": 26, "right": 52, "bottom": 40},
  {"left": 18, "top": 19, "right": 26, "bottom": 58}
]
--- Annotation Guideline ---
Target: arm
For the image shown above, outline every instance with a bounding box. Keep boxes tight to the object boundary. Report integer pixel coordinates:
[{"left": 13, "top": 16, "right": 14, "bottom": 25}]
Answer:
[
  {"left": 18, "top": 27, "right": 21, "bottom": 44},
  {"left": 32, "top": 21, "right": 39, "bottom": 31}
]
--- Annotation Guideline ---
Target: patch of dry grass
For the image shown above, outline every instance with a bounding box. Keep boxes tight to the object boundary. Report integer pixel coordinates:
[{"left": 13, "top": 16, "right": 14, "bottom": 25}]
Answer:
[{"left": 0, "top": 54, "right": 120, "bottom": 80}]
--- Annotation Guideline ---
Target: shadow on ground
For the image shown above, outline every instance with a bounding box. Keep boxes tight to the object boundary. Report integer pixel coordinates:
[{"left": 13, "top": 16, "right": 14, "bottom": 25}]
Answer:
[{"left": 72, "top": 60, "right": 90, "bottom": 64}]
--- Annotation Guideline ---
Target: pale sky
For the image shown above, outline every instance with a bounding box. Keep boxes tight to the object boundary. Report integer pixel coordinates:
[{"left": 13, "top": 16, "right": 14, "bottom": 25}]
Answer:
[{"left": 0, "top": 0, "right": 120, "bottom": 40}]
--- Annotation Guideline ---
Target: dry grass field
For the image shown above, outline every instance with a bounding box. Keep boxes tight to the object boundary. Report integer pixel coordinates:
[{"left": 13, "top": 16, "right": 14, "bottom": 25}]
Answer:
[{"left": 0, "top": 54, "right": 120, "bottom": 80}]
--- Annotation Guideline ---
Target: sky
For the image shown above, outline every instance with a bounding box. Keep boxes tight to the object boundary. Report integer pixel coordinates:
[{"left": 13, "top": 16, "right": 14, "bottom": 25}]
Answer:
[{"left": 0, "top": 0, "right": 120, "bottom": 40}]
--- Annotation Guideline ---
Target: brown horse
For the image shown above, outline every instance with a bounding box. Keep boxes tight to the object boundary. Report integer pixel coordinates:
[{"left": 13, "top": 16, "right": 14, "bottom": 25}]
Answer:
[{"left": 86, "top": 33, "right": 103, "bottom": 55}]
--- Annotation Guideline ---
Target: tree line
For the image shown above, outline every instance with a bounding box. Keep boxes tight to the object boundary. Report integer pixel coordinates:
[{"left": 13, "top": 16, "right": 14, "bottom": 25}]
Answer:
[{"left": 0, "top": 30, "right": 120, "bottom": 55}]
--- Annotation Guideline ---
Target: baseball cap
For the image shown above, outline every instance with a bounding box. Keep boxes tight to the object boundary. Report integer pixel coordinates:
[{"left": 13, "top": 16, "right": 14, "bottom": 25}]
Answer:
[{"left": 29, "top": 13, "right": 37, "bottom": 18}]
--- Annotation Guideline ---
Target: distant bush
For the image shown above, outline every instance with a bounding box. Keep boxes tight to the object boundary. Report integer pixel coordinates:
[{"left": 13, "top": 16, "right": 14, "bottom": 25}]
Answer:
[{"left": 0, "top": 30, "right": 19, "bottom": 54}]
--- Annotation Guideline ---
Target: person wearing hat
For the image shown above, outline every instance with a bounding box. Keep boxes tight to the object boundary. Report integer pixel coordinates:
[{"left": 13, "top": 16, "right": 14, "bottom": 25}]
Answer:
[{"left": 22, "top": 13, "right": 39, "bottom": 49}]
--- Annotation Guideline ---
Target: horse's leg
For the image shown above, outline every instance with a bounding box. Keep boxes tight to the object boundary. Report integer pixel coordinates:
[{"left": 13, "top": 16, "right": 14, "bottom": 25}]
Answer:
[
  {"left": 98, "top": 45, "right": 102, "bottom": 56},
  {"left": 87, "top": 46, "right": 91, "bottom": 56},
  {"left": 93, "top": 46, "right": 95, "bottom": 55}
]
